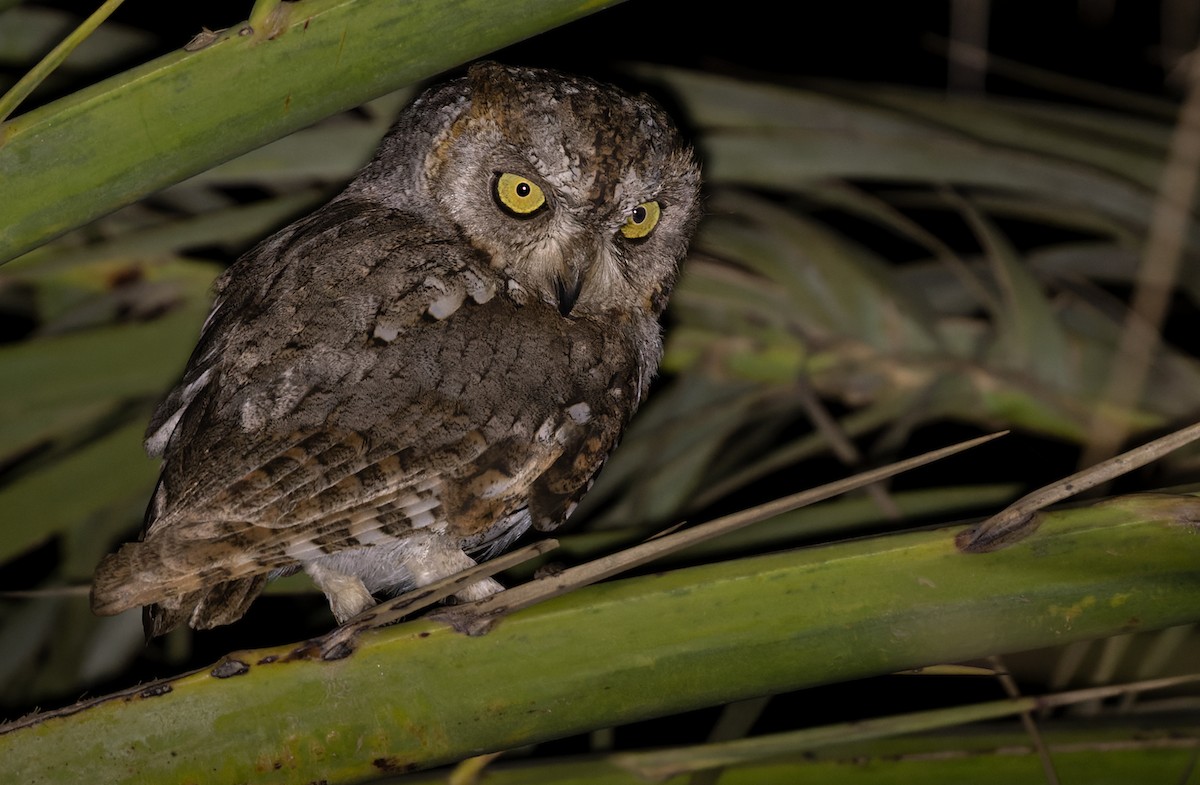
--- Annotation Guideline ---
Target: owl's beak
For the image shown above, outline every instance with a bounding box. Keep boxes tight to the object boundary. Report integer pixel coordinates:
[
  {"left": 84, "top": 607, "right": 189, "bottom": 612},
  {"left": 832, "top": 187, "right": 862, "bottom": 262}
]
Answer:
[{"left": 553, "top": 266, "right": 584, "bottom": 317}]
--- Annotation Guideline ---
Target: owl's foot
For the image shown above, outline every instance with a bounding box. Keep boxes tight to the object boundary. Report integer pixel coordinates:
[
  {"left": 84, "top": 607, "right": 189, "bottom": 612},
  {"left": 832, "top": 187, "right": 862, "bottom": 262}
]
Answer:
[
  {"left": 312, "top": 539, "right": 558, "bottom": 659},
  {"left": 312, "top": 571, "right": 500, "bottom": 660}
]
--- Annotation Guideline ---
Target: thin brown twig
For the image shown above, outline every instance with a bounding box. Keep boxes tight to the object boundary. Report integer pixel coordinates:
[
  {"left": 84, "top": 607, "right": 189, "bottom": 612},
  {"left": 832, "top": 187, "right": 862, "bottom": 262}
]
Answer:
[
  {"left": 1080, "top": 44, "right": 1200, "bottom": 469},
  {"left": 614, "top": 673, "right": 1200, "bottom": 782},
  {"left": 924, "top": 33, "right": 1178, "bottom": 118},
  {"left": 958, "top": 420, "right": 1200, "bottom": 551},
  {"left": 794, "top": 378, "right": 902, "bottom": 519},
  {"left": 989, "top": 654, "right": 1060, "bottom": 785},
  {"left": 947, "top": 0, "right": 991, "bottom": 94}
]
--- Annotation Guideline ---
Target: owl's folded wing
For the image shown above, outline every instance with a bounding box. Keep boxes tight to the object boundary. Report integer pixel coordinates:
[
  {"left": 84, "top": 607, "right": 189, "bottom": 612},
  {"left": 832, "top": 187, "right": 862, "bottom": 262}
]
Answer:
[{"left": 91, "top": 323, "right": 627, "bottom": 616}]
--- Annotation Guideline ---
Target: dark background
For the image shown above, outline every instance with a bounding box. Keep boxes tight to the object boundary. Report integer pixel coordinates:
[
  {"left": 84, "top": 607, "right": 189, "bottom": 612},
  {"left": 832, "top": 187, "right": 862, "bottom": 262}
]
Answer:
[{"left": 21, "top": 1, "right": 1186, "bottom": 103}]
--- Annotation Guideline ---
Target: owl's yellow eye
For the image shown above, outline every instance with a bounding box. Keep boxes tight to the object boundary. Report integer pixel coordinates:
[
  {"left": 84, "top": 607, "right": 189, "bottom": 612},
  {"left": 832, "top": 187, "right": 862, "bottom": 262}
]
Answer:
[
  {"left": 494, "top": 173, "right": 546, "bottom": 217},
  {"left": 619, "top": 200, "right": 661, "bottom": 240}
]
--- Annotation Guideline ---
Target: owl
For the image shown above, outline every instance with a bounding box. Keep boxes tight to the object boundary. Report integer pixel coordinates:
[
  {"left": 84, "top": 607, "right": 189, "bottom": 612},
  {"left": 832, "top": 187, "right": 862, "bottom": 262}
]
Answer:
[{"left": 89, "top": 62, "right": 702, "bottom": 637}]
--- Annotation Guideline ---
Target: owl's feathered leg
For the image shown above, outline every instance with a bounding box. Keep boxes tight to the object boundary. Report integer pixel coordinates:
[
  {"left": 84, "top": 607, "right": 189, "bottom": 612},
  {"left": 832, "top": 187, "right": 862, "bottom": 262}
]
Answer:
[
  {"left": 388, "top": 534, "right": 505, "bottom": 603},
  {"left": 454, "top": 575, "right": 503, "bottom": 601},
  {"left": 304, "top": 533, "right": 504, "bottom": 629},
  {"left": 304, "top": 562, "right": 376, "bottom": 623},
  {"left": 311, "top": 539, "right": 525, "bottom": 660}
]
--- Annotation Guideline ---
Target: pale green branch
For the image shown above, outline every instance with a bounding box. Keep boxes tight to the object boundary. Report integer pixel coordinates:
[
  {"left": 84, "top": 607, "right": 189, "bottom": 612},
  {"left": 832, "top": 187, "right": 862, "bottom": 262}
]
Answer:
[
  {"left": 0, "top": 0, "right": 626, "bottom": 263},
  {"left": 3, "top": 493, "right": 1199, "bottom": 784}
]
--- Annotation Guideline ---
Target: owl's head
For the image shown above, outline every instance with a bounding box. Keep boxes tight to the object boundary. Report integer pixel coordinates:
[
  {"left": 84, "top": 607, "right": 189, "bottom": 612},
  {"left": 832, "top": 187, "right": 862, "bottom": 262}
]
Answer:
[{"left": 353, "top": 62, "right": 702, "bottom": 320}]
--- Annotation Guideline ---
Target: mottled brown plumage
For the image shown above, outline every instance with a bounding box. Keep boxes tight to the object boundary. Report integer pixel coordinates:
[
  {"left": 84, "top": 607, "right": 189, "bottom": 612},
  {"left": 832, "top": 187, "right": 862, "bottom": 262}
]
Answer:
[{"left": 90, "top": 62, "right": 702, "bottom": 636}]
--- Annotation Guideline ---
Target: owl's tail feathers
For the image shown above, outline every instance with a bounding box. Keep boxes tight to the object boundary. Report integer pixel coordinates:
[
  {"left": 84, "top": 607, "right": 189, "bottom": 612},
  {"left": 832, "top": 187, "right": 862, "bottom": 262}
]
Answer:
[
  {"left": 92, "top": 542, "right": 271, "bottom": 638},
  {"left": 90, "top": 546, "right": 163, "bottom": 617},
  {"left": 91, "top": 521, "right": 287, "bottom": 615}
]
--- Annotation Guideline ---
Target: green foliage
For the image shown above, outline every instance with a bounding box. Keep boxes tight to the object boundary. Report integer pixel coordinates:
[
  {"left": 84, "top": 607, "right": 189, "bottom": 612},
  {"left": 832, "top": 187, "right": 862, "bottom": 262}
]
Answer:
[{"left": 1, "top": 3, "right": 1199, "bottom": 784}]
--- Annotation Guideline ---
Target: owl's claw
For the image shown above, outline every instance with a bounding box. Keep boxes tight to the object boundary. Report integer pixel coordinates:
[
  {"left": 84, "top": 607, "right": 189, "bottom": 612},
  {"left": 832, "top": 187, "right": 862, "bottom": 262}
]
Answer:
[{"left": 427, "top": 601, "right": 502, "bottom": 636}]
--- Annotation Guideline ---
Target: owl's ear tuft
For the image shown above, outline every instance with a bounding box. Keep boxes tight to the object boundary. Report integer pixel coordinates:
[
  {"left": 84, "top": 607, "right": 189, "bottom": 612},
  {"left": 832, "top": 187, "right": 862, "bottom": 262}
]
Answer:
[{"left": 467, "top": 60, "right": 507, "bottom": 81}]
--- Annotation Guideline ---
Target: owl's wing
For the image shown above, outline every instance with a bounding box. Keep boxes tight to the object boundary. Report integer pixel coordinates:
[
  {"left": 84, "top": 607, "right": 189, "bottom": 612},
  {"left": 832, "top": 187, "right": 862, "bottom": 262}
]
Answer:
[
  {"left": 140, "top": 197, "right": 506, "bottom": 524},
  {"left": 92, "top": 199, "right": 633, "bottom": 616},
  {"left": 145, "top": 198, "right": 491, "bottom": 458}
]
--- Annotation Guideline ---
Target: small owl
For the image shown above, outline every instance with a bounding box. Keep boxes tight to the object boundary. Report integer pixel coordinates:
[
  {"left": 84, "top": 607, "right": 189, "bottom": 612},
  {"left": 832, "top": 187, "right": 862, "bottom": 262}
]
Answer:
[{"left": 90, "top": 62, "right": 702, "bottom": 637}]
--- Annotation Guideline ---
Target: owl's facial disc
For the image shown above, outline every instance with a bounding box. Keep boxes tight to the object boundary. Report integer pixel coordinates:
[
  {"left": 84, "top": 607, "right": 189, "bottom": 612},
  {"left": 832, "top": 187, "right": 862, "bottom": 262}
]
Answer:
[{"left": 421, "top": 67, "right": 701, "bottom": 321}]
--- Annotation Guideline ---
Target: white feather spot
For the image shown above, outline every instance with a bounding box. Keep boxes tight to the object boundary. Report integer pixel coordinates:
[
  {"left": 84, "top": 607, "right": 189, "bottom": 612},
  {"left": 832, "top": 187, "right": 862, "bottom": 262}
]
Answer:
[
  {"left": 372, "top": 321, "right": 400, "bottom": 342},
  {"left": 145, "top": 407, "right": 185, "bottom": 456},
  {"left": 565, "top": 402, "right": 592, "bottom": 424},
  {"left": 145, "top": 368, "right": 214, "bottom": 455},
  {"left": 535, "top": 417, "right": 556, "bottom": 442},
  {"left": 465, "top": 271, "right": 496, "bottom": 304},
  {"left": 268, "top": 367, "right": 310, "bottom": 419},
  {"left": 506, "top": 279, "right": 529, "bottom": 305},
  {"left": 183, "top": 368, "right": 214, "bottom": 400},
  {"left": 240, "top": 399, "right": 266, "bottom": 432},
  {"left": 427, "top": 289, "right": 465, "bottom": 320}
]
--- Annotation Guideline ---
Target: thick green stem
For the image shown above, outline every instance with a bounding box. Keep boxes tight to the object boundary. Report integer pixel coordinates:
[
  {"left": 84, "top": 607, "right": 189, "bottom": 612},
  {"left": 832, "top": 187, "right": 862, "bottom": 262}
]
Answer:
[
  {"left": 3, "top": 494, "right": 1198, "bottom": 784},
  {"left": 0, "top": 0, "right": 625, "bottom": 263}
]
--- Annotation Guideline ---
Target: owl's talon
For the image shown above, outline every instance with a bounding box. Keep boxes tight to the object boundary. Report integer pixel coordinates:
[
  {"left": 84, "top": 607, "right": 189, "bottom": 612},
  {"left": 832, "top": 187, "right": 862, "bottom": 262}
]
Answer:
[{"left": 429, "top": 603, "right": 500, "bottom": 637}]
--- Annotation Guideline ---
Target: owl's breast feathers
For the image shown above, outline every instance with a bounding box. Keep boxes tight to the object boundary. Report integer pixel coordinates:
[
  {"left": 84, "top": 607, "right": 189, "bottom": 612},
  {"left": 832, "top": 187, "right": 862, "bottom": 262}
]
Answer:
[{"left": 90, "top": 200, "right": 650, "bottom": 617}]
